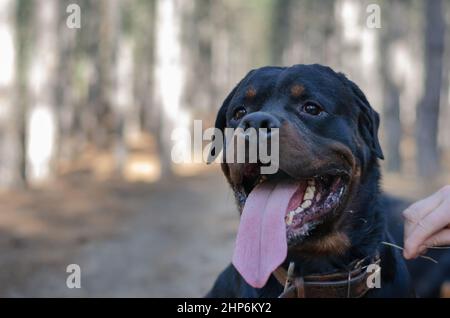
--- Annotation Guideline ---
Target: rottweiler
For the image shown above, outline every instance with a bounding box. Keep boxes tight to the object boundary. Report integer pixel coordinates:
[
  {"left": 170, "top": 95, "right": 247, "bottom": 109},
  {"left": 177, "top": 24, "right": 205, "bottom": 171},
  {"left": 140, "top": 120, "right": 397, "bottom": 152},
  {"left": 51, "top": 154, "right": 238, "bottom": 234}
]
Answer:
[{"left": 206, "top": 64, "right": 415, "bottom": 298}]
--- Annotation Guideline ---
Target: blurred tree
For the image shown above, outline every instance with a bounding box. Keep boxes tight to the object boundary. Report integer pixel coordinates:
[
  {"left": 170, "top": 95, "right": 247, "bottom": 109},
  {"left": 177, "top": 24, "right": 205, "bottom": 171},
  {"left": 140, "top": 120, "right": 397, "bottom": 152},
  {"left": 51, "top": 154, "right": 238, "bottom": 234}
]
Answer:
[
  {"left": 270, "top": 0, "right": 293, "bottom": 65},
  {"left": 13, "top": 0, "right": 34, "bottom": 187},
  {"left": 27, "top": 0, "right": 58, "bottom": 184},
  {"left": 55, "top": 0, "right": 78, "bottom": 165},
  {"left": 379, "top": 0, "right": 406, "bottom": 172},
  {"left": 336, "top": 0, "right": 364, "bottom": 86},
  {"left": 85, "top": 0, "right": 120, "bottom": 150},
  {"left": 0, "top": 0, "right": 20, "bottom": 187},
  {"left": 112, "top": 0, "right": 130, "bottom": 175},
  {"left": 130, "top": 0, "right": 156, "bottom": 134},
  {"left": 208, "top": 0, "right": 240, "bottom": 109},
  {"left": 317, "top": 0, "right": 338, "bottom": 66},
  {"left": 439, "top": 11, "right": 450, "bottom": 153},
  {"left": 14, "top": 0, "right": 35, "bottom": 186},
  {"left": 416, "top": 0, "right": 446, "bottom": 178},
  {"left": 153, "top": 0, "right": 186, "bottom": 177},
  {"left": 183, "top": 0, "right": 214, "bottom": 113}
]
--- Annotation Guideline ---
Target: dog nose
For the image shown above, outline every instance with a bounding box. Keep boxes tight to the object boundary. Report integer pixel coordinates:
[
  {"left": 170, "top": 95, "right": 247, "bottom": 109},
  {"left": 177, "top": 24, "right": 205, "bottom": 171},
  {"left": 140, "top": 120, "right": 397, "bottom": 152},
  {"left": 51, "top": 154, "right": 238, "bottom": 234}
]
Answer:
[{"left": 240, "top": 112, "right": 281, "bottom": 135}]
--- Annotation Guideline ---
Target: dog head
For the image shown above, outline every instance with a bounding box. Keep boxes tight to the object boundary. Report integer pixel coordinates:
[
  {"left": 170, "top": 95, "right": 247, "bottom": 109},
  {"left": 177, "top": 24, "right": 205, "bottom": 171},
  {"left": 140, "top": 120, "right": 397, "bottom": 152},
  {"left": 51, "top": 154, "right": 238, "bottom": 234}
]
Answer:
[{"left": 213, "top": 64, "right": 384, "bottom": 260}]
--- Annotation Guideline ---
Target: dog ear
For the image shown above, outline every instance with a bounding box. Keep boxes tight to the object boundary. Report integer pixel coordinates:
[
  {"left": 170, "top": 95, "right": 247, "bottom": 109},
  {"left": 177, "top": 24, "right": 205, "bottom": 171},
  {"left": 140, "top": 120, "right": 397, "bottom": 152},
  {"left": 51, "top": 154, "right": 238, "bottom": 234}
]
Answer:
[
  {"left": 207, "top": 70, "right": 254, "bottom": 164},
  {"left": 206, "top": 85, "right": 238, "bottom": 164},
  {"left": 341, "top": 74, "right": 384, "bottom": 160},
  {"left": 214, "top": 85, "right": 239, "bottom": 136}
]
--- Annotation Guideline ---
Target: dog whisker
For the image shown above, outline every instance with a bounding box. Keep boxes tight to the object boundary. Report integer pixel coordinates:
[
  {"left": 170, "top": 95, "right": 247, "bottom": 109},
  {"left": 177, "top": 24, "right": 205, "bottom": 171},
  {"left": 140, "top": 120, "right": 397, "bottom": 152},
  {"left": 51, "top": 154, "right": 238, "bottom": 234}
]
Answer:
[
  {"left": 424, "top": 245, "right": 450, "bottom": 250},
  {"left": 381, "top": 241, "right": 438, "bottom": 264}
]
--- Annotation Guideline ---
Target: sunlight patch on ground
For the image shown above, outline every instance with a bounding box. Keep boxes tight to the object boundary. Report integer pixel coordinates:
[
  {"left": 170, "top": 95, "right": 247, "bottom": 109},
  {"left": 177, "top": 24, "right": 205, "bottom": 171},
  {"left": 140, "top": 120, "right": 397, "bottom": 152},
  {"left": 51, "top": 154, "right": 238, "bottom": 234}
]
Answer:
[
  {"left": 124, "top": 154, "right": 161, "bottom": 182},
  {"left": 172, "top": 161, "right": 218, "bottom": 177}
]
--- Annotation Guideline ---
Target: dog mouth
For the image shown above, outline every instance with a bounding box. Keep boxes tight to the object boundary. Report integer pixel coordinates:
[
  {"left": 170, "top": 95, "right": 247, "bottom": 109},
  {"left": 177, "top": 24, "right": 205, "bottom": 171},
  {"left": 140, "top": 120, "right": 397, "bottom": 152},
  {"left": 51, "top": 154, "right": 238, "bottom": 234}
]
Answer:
[
  {"left": 283, "top": 175, "right": 348, "bottom": 244},
  {"left": 234, "top": 165, "right": 350, "bottom": 246}
]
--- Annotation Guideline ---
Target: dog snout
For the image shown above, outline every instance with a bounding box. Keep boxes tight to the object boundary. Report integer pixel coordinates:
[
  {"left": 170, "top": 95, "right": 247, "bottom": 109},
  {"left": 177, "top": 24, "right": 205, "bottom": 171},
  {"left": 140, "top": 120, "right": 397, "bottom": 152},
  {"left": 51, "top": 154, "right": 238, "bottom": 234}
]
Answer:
[{"left": 239, "top": 112, "right": 281, "bottom": 137}]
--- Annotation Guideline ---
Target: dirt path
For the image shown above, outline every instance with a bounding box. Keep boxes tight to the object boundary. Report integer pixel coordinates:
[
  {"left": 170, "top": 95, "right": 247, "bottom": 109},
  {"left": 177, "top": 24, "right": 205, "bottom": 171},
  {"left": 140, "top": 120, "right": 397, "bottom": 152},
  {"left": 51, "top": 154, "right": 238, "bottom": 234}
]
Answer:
[{"left": 0, "top": 170, "right": 237, "bottom": 297}]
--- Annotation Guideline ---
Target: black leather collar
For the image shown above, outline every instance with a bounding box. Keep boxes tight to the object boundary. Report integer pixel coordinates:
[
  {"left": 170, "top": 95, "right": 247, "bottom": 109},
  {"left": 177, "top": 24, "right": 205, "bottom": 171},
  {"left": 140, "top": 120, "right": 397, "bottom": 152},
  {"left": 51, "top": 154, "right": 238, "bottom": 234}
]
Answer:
[{"left": 272, "top": 254, "right": 381, "bottom": 298}]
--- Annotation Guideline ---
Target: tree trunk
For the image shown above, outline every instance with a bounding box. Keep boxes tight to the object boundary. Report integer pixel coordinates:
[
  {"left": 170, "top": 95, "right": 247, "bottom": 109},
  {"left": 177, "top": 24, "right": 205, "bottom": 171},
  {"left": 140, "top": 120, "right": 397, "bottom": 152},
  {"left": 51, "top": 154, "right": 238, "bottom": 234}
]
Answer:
[
  {"left": 153, "top": 0, "right": 187, "bottom": 177},
  {"left": 14, "top": 0, "right": 35, "bottom": 187},
  {"left": 27, "top": 0, "right": 58, "bottom": 184},
  {"left": 55, "top": 0, "right": 78, "bottom": 164},
  {"left": 0, "top": 0, "right": 21, "bottom": 188},
  {"left": 113, "top": 0, "right": 132, "bottom": 176},
  {"left": 132, "top": 0, "right": 156, "bottom": 134},
  {"left": 86, "top": 0, "right": 120, "bottom": 150},
  {"left": 183, "top": 0, "right": 214, "bottom": 113},
  {"left": 416, "top": 0, "right": 445, "bottom": 178},
  {"left": 270, "top": 0, "right": 293, "bottom": 65},
  {"left": 379, "top": 1, "right": 404, "bottom": 172},
  {"left": 382, "top": 82, "right": 401, "bottom": 171}
]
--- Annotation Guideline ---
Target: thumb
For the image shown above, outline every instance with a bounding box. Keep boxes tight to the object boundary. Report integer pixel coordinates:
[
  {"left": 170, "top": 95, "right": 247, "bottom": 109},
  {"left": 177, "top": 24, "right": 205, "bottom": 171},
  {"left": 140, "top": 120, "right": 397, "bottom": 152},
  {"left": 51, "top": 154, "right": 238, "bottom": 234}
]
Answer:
[{"left": 403, "top": 244, "right": 427, "bottom": 259}]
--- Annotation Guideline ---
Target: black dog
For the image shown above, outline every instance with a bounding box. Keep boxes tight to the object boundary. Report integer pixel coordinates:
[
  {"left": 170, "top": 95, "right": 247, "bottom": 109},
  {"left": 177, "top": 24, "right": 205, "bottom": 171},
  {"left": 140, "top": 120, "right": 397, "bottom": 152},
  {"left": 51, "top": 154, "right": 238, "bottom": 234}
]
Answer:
[{"left": 207, "top": 64, "right": 414, "bottom": 298}]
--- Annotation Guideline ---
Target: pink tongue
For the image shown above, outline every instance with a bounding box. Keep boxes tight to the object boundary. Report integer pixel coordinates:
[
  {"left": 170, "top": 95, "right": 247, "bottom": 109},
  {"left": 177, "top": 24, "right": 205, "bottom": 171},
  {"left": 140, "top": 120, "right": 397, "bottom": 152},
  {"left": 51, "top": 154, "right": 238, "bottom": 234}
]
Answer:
[{"left": 232, "top": 181, "right": 299, "bottom": 288}]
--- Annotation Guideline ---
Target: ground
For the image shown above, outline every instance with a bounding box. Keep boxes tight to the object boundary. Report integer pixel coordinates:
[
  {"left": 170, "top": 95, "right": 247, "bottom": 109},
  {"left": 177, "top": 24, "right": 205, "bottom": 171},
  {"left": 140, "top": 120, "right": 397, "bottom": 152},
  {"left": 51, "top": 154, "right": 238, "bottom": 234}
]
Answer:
[
  {"left": 0, "top": 169, "right": 237, "bottom": 297},
  {"left": 0, "top": 165, "right": 447, "bottom": 297}
]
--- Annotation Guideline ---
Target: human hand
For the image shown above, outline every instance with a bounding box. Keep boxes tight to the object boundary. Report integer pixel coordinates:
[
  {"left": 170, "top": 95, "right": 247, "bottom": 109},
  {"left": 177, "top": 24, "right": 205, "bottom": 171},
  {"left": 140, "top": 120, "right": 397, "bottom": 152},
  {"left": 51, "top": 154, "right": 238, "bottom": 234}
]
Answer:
[{"left": 403, "top": 185, "right": 450, "bottom": 259}]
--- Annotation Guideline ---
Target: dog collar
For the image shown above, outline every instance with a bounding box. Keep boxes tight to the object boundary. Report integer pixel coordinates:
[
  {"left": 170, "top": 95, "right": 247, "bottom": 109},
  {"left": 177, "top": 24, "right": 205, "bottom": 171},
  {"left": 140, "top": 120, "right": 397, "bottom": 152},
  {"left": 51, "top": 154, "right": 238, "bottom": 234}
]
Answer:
[{"left": 272, "top": 254, "right": 381, "bottom": 298}]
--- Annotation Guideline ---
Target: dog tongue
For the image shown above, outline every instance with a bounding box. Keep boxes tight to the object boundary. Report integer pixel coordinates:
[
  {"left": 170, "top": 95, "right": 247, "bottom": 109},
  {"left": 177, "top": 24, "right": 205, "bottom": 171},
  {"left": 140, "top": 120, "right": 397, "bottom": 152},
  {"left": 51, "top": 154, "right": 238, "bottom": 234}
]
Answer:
[{"left": 232, "top": 180, "right": 299, "bottom": 288}]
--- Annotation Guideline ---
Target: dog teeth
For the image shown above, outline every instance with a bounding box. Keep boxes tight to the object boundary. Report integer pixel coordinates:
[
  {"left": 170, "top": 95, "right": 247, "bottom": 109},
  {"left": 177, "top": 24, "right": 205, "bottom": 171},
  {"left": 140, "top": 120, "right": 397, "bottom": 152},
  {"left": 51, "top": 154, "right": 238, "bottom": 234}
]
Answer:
[
  {"left": 304, "top": 185, "right": 315, "bottom": 200},
  {"left": 301, "top": 199, "right": 312, "bottom": 209},
  {"left": 286, "top": 181, "right": 317, "bottom": 226},
  {"left": 285, "top": 211, "right": 295, "bottom": 225},
  {"left": 285, "top": 206, "right": 306, "bottom": 225},
  {"left": 258, "top": 176, "right": 268, "bottom": 184},
  {"left": 294, "top": 207, "right": 304, "bottom": 214}
]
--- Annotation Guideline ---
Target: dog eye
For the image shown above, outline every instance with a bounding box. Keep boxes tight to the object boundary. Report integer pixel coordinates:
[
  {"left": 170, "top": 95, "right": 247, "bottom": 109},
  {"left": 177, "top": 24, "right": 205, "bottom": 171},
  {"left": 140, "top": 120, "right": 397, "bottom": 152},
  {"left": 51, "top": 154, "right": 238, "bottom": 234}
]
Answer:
[
  {"left": 302, "top": 102, "right": 323, "bottom": 116},
  {"left": 233, "top": 107, "right": 247, "bottom": 120}
]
